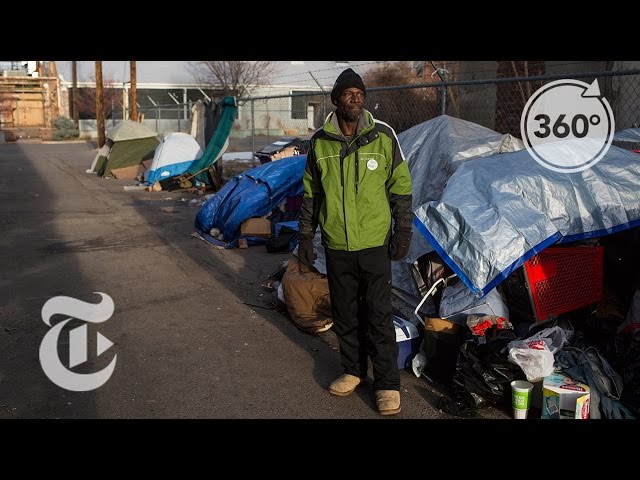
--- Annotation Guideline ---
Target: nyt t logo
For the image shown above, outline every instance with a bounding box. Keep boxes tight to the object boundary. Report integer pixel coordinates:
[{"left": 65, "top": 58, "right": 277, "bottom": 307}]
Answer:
[{"left": 39, "top": 293, "right": 117, "bottom": 392}]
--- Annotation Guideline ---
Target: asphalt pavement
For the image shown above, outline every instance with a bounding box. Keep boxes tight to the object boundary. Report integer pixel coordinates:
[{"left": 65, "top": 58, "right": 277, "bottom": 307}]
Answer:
[{"left": 0, "top": 140, "right": 510, "bottom": 420}]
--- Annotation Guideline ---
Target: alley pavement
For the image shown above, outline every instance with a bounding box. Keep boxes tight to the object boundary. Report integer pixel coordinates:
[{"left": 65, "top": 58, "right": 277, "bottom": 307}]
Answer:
[{"left": 0, "top": 140, "right": 510, "bottom": 421}]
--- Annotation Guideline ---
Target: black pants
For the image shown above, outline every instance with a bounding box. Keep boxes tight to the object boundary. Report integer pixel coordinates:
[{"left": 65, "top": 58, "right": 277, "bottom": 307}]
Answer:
[{"left": 325, "top": 245, "right": 399, "bottom": 391}]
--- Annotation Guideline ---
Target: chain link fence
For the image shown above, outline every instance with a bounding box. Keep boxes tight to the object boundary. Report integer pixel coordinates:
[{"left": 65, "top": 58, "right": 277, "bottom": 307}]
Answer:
[
  {"left": 136, "top": 103, "right": 193, "bottom": 136},
  {"left": 99, "top": 70, "right": 640, "bottom": 152},
  {"left": 238, "top": 69, "right": 640, "bottom": 152},
  {"left": 78, "top": 102, "right": 193, "bottom": 139}
]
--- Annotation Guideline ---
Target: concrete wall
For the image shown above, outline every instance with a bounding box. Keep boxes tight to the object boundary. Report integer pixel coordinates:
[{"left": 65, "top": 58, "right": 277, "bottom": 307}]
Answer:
[
  {"left": 456, "top": 61, "right": 498, "bottom": 130},
  {"left": 544, "top": 61, "right": 608, "bottom": 75}
]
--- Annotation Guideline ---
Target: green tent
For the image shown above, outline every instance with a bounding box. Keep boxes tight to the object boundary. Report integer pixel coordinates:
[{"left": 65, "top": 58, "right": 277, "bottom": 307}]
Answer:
[{"left": 93, "top": 121, "right": 160, "bottom": 177}]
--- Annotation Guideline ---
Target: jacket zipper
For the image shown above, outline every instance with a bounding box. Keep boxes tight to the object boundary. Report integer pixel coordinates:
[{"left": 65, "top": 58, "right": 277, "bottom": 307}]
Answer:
[
  {"left": 340, "top": 143, "right": 348, "bottom": 249},
  {"left": 355, "top": 150, "right": 359, "bottom": 195}
]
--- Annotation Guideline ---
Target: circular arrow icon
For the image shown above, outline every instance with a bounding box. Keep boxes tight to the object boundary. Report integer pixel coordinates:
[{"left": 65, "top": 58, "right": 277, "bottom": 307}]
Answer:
[{"left": 520, "top": 79, "right": 614, "bottom": 173}]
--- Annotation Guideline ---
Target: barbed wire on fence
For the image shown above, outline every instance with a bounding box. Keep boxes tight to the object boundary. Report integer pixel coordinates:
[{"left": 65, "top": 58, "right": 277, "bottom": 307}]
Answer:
[{"left": 129, "top": 70, "right": 640, "bottom": 152}]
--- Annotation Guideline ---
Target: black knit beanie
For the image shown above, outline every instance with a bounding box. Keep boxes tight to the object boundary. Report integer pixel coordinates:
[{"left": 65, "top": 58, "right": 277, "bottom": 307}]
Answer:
[{"left": 331, "top": 68, "right": 366, "bottom": 106}]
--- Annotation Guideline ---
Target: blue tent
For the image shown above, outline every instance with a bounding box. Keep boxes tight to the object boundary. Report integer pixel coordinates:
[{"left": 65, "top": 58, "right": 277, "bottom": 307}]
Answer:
[{"left": 194, "top": 155, "right": 306, "bottom": 245}]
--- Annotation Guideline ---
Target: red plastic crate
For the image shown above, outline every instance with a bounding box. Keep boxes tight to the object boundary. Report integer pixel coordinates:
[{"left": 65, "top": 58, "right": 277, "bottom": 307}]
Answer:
[{"left": 522, "top": 246, "right": 604, "bottom": 321}]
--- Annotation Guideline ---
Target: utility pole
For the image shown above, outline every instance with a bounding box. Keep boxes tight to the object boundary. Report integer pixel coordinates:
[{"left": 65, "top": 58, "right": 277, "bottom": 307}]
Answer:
[
  {"left": 95, "top": 61, "right": 105, "bottom": 148},
  {"left": 72, "top": 61, "right": 79, "bottom": 127},
  {"left": 130, "top": 61, "right": 137, "bottom": 122}
]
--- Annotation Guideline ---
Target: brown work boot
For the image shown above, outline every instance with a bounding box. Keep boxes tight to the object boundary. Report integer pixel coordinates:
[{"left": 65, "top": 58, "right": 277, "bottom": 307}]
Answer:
[
  {"left": 328, "top": 374, "right": 365, "bottom": 397},
  {"left": 375, "top": 390, "right": 401, "bottom": 415}
]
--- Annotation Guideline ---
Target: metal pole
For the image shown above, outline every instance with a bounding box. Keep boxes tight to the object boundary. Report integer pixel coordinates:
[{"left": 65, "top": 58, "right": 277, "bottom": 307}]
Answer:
[
  {"left": 72, "top": 61, "right": 79, "bottom": 128},
  {"left": 323, "top": 93, "right": 326, "bottom": 121},
  {"left": 95, "top": 61, "right": 105, "bottom": 148},
  {"left": 431, "top": 63, "right": 447, "bottom": 116},
  {"left": 309, "top": 70, "right": 327, "bottom": 124},
  {"left": 266, "top": 100, "right": 270, "bottom": 144},
  {"left": 121, "top": 87, "right": 126, "bottom": 121},
  {"left": 197, "top": 88, "right": 211, "bottom": 102},
  {"left": 251, "top": 99, "right": 255, "bottom": 154},
  {"left": 130, "top": 61, "right": 137, "bottom": 121},
  {"left": 183, "top": 88, "right": 188, "bottom": 123}
]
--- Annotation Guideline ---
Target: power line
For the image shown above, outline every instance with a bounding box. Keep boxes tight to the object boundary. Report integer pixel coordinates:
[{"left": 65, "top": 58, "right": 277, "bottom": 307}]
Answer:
[{"left": 265, "top": 61, "right": 380, "bottom": 86}]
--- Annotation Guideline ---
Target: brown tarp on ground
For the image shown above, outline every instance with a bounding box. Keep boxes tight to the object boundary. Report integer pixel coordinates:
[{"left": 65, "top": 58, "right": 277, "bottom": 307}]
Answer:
[{"left": 282, "top": 257, "right": 333, "bottom": 334}]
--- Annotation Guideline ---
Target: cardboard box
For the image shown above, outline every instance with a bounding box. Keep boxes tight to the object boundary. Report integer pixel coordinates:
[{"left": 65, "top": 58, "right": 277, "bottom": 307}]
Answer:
[
  {"left": 424, "top": 316, "right": 462, "bottom": 334},
  {"left": 111, "top": 163, "right": 145, "bottom": 180},
  {"left": 240, "top": 218, "right": 271, "bottom": 237},
  {"left": 541, "top": 372, "right": 590, "bottom": 419},
  {"left": 394, "top": 316, "right": 422, "bottom": 370}
]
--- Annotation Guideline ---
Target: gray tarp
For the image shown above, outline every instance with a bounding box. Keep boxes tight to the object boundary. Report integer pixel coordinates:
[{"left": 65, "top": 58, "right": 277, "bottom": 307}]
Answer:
[
  {"left": 613, "top": 127, "right": 640, "bottom": 150},
  {"left": 613, "top": 127, "right": 640, "bottom": 143},
  {"left": 392, "top": 115, "right": 523, "bottom": 297},
  {"left": 414, "top": 145, "right": 640, "bottom": 297}
]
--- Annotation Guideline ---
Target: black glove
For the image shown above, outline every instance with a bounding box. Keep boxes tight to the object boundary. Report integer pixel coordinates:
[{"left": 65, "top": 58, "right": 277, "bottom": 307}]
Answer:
[
  {"left": 297, "top": 235, "right": 316, "bottom": 267},
  {"left": 389, "top": 229, "right": 412, "bottom": 261}
]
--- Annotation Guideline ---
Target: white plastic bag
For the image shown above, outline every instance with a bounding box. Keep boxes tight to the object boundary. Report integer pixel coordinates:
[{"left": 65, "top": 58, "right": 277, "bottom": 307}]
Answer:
[
  {"left": 523, "top": 326, "right": 569, "bottom": 354},
  {"left": 507, "top": 338, "right": 555, "bottom": 382}
]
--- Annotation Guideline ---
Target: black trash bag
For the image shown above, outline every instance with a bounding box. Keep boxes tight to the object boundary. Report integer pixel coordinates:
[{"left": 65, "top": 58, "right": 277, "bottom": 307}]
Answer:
[
  {"left": 620, "top": 341, "right": 640, "bottom": 417},
  {"left": 453, "top": 326, "right": 524, "bottom": 408},
  {"left": 265, "top": 227, "right": 299, "bottom": 253}
]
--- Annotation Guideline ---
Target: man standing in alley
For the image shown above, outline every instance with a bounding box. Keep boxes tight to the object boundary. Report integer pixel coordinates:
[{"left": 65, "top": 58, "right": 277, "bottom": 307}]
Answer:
[{"left": 297, "top": 68, "right": 413, "bottom": 415}]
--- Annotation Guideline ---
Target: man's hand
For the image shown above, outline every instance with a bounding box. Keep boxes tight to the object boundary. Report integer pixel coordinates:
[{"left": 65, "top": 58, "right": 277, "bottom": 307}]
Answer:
[
  {"left": 297, "top": 235, "right": 316, "bottom": 269},
  {"left": 389, "top": 229, "right": 412, "bottom": 261}
]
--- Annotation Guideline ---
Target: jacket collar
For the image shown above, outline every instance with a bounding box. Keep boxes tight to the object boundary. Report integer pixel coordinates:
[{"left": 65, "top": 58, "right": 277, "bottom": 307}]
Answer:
[{"left": 324, "top": 109, "right": 374, "bottom": 139}]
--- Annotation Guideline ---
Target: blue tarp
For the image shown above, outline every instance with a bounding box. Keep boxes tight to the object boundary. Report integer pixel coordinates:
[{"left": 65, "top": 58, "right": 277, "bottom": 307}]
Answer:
[{"left": 194, "top": 155, "right": 306, "bottom": 244}]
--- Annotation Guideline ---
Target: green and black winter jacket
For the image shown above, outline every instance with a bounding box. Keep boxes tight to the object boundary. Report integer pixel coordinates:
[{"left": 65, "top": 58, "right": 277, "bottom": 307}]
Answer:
[{"left": 299, "top": 109, "right": 413, "bottom": 251}]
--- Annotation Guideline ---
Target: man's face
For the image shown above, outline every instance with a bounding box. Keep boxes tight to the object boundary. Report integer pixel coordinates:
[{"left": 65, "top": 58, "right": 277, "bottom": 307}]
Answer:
[{"left": 336, "top": 88, "right": 365, "bottom": 122}]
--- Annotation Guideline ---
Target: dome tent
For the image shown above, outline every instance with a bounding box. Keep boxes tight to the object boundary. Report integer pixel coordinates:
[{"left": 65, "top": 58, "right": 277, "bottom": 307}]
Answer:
[
  {"left": 145, "top": 132, "right": 204, "bottom": 185},
  {"left": 90, "top": 121, "right": 160, "bottom": 177}
]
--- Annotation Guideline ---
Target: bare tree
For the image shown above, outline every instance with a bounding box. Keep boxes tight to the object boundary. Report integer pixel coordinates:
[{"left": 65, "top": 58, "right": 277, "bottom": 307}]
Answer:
[
  {"left": 73, "top": 76, "right": 121, "bottom": 119},
  {"left": 496, "top": 61, "right": 545, "bottom": 136},
  {"left": 363, "top": 61, "right": 439, "bottom": 133},
  {"left": 188, "top": 61, "right": 278, "bottom": 103}
]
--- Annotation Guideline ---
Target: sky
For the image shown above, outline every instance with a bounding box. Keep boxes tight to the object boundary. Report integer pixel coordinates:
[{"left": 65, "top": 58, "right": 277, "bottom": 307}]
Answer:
[{"left": 48, "top": 61, "right": 379, "bottom": 87}]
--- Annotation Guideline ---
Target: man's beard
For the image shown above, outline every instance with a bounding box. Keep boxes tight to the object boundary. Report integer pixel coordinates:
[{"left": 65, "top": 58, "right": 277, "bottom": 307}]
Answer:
[{"left": 337, "top": 103, "right": 363, "bottom": 123}]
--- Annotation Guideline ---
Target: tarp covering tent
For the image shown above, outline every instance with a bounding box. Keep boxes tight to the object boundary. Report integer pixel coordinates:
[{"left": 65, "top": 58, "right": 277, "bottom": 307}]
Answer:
[
  {"left": 392, "top": 115, "right": 524, "bottom": 297},
  {"left": 145, "top": 132, "right": 204, "bottom": 185},
  {"left": 186, "top": 96, "right": 237, "bottom": 184},
  {"left": 194, "top": 155, "right": 306, "bottom": 244},
  {"left": 414, "top": 145, "right": 640, "bottom": 298},
  {"left": 91, "top": 121, "right": 160, "bottom": 177},
  {"left": 613, "top": 127, "right": 640, "bottom": 150}
]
